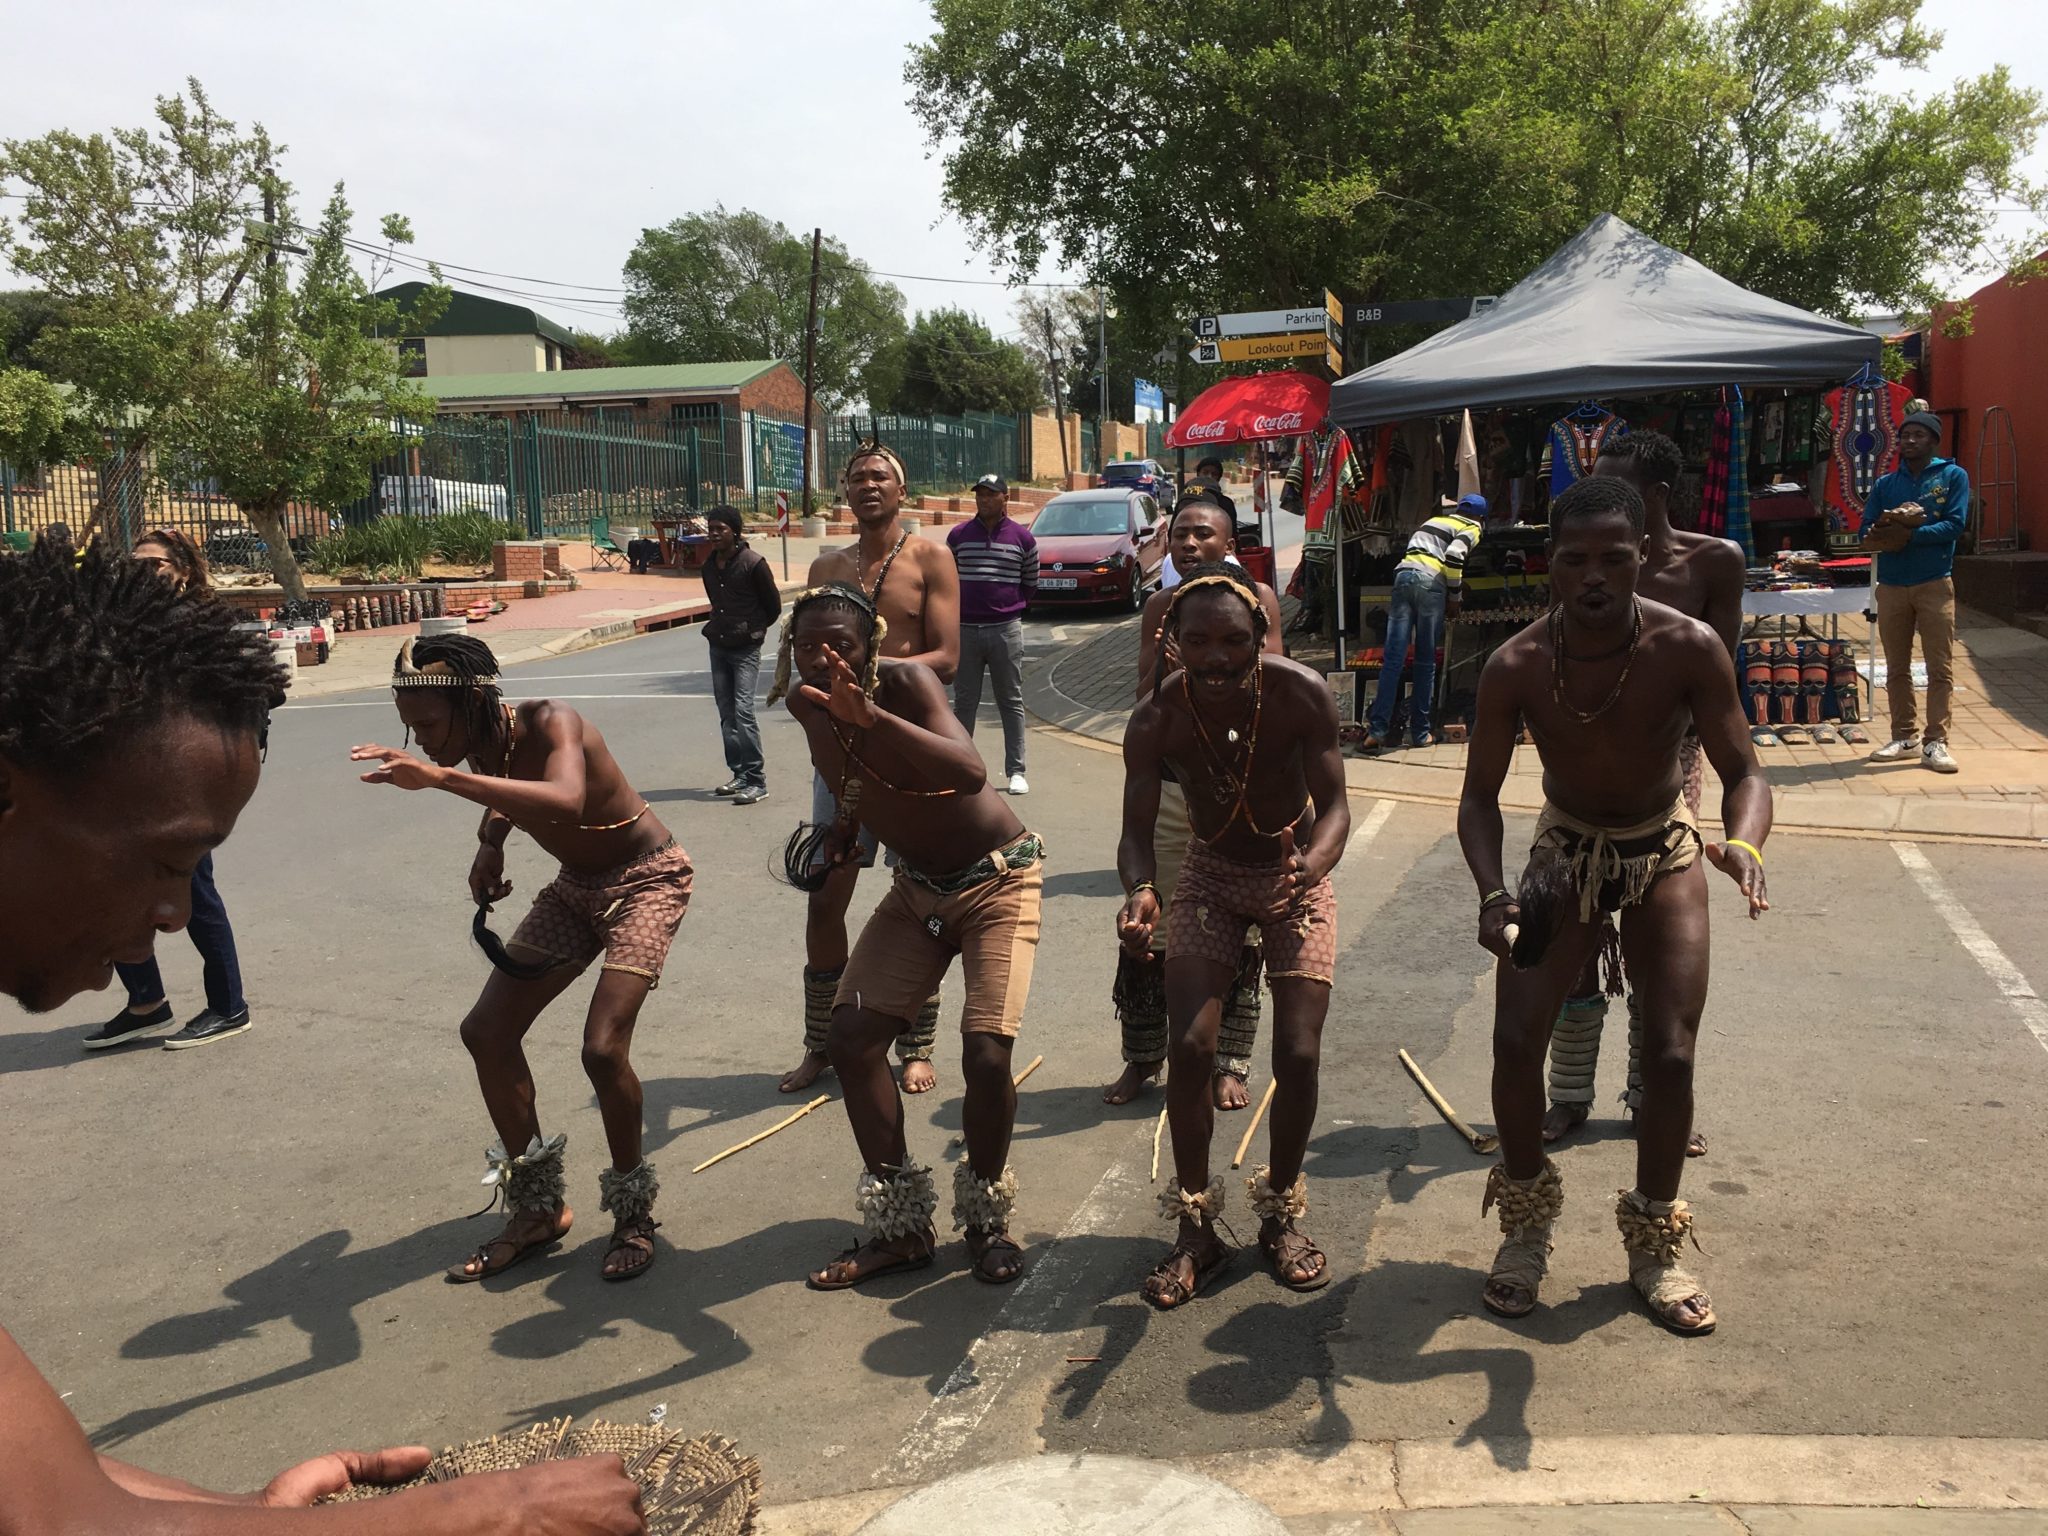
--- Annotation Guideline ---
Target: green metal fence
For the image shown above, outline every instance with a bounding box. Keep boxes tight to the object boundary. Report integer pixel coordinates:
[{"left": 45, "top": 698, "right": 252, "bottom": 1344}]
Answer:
[{"left": 825, "top": 410, "right": 1021, "bottom": 496}]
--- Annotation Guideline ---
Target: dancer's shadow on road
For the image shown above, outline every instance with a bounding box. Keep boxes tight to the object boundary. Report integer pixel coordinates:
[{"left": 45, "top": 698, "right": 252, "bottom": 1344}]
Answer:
[
  {"left": 96, "top": 1220, "right": 475, "bottom": 1449},
  {"left": 486, "top": 1217, "right": 845, "bottom": 1425},
  {"left": 924, "top": 1082, "right": 1106, "bottom": 1147},
  {"left": 636, "top": 1071, "right": 800, "bottom": 1158}
]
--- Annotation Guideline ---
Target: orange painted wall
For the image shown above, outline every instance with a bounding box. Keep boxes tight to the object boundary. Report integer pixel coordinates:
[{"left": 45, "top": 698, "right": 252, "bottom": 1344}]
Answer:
[{"left": 1928, "top": 262, "right": 2048, "bottom": 549}]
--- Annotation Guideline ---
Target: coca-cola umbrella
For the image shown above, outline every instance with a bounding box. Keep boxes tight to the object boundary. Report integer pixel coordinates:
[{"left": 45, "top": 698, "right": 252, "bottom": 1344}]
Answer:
[
  {"left": 1166, "top": 369, "right": 1330, "bottom": 556},
  {"left": 1165, "top": 369, "right": 1330, "bottom": 448}
]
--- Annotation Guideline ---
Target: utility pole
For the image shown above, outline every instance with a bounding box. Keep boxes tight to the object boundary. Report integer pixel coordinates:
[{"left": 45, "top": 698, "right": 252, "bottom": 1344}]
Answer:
[
  {"left": 796, "top": 225, "right": 821, "bottom": 580},
  {"left": 1096, "top": 280, "right": 1108, "bottom": 474},
  {"left": 1040, "top": 296, "right": 1069, "bottom": 481}
]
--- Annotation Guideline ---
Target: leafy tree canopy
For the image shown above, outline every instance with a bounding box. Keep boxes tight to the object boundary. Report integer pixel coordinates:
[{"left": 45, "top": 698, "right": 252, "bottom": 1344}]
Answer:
[
  {"left": 876, "top": 306, "right": 1044, "bottom": 416},
  {"left": 909, "top": 0, "right": 2044, "bottom": 347},
  {"left": 621, "top": 207, "right": 907, "bottom": 410},
  {"left": 0, "top": 79, "right": 447, "bottom": 599}
]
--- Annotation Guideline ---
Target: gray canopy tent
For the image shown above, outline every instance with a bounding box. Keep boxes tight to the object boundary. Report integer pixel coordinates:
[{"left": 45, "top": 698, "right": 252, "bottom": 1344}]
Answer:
[{"left": 1329, "top": 214, "right": 1881, "bottom": 430}]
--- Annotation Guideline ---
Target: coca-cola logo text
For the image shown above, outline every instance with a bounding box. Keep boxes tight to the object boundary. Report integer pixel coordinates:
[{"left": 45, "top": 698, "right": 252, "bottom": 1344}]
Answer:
[
  {"left": 1251, "top": 412, "right": 1305, "bottom": 433},
  {"left": 1183, "top": 420, "right": 1228, "bottom": 440}
]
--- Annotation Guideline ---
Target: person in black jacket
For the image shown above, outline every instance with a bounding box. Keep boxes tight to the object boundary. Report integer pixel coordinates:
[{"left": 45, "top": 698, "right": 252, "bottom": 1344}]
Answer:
[{"left": 701, "top": 505, "right": 781, "bottom": 806}]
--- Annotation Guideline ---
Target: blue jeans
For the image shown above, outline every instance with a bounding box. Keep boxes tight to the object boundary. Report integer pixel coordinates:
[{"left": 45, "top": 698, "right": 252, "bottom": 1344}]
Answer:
[
  {"left": 1367, "top": 569, "right": 1447, "bottom": 741},
  {"left": 117, "top": 853, "right": 245, "bottom": 1017},
  {"left": 708, "top": 642, "right": 766, "bottom": 791}
]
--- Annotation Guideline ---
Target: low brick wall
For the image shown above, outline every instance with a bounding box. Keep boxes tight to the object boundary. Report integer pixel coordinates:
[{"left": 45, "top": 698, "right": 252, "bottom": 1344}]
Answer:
[{"left": 215, "top": 577, "right": 575, "bottom": 624}]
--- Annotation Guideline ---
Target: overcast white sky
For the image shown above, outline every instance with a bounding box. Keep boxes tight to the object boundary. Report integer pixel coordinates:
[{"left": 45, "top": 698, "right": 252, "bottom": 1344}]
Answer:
[{"left": 1, "top": 0, "right": 2040, "bottom": 338}]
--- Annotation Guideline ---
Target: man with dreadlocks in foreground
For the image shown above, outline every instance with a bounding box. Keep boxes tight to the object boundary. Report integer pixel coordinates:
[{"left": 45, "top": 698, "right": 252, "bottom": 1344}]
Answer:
[
  {"left": 352, "top": 634, "right": 689, "bottom": 1285},
  {"left": 0, "top": 540, "right": 644, "bottom": 1534},
  {"left": 1118, "top": 563, "right": 1350, "bottom": 1309},
  {"left": 773, "top": 439, "right": 960, "bottom": 1099},
  {"left": 777, "top": 583, "right": 1041, "bottom": 1288},
  {"left": 1458, "top": 476, "right": 1770, "bottom": 1336},
  {"left": 1104, "top": 485, "right": 1287, "bottom": 1112}
]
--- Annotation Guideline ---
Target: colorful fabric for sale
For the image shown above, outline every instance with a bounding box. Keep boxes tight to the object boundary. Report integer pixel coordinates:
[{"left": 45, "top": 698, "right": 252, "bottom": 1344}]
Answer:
[
  {"left": 1548, "top": 407, "right": 1629, "bottom": 495},
  {"left": 1725, "top": 388, "right": 1752, "bottom": 559},
  {"left": 1821, "top": 379, "right": 1910, "bottom": 535}
]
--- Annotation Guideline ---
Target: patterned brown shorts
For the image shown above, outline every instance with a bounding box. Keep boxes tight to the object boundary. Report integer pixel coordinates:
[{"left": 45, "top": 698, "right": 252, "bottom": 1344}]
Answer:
[
  {"left": 507, "top": 839, "right": 693, "bottom": 987},
  {"left": 1165, "top": 839, "right": 1338, "bottom": 986}
]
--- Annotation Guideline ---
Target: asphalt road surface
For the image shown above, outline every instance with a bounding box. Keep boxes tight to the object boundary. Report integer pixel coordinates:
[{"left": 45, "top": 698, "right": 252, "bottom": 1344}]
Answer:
[{"left": 5, "top": 607, "right": 2045, "bottom": 1508}]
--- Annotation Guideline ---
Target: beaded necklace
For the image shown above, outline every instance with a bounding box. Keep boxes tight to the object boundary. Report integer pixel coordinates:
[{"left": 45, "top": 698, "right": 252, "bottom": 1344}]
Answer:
[
  {"left": 1549, "top": 599, "right": 1642, "bottom": 724},
  {"left": 1181, "top": 664, "right": 1305, "bottom": 841}
]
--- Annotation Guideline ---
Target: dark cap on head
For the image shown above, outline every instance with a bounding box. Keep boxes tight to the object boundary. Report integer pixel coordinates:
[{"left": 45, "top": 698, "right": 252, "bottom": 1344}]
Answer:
[
  {"left": 706, "top": 504, "right": 742, "bottom": 534},
  {"left": 1901, "top": 411, "right": 1942, "bottom": 441},
  {"left": 974, "top": 473, "right": 1008, "bottom": 496}
]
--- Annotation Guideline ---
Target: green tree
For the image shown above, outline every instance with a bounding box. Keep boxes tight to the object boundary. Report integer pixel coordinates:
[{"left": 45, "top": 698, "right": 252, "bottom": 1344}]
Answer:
[
  {"left": 0, "top": 290, "right": 72, "bottom": 370},
  {"left": 0, "top": 366, "right": 88, "bottom": 474},
  {"left": 909, "top": 0, "right": 2043, "bottom": 342},
  {"left": 880, "top": 306, "right": 1044, "bottom": 415},
  {"left": 0, "top": 79, "right": 445, "bottom": 599},
  {"left": 621, "top": 207, "right": 908, "bottom": 408}
]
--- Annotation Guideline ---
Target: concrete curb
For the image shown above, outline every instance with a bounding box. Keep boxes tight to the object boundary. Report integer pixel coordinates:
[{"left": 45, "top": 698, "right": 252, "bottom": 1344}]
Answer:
[
  {"left": 1024, "top": 638, "right": 2048, "bottom": 848},
  {"left": 757, "top": 1437, "right": 2048, "bottom": 1533}
]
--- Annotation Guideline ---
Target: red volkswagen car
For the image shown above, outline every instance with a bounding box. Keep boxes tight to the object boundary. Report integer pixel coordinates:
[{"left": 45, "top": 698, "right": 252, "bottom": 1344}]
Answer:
[{"left": 1028, "top": 488, "right": 1169, "bottom": 610}]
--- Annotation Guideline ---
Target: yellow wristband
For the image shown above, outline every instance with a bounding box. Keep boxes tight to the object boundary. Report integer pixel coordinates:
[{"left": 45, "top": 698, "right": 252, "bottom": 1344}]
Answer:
[{"left": 1724, "top": 838, "right": 1764, "bottom": 866}]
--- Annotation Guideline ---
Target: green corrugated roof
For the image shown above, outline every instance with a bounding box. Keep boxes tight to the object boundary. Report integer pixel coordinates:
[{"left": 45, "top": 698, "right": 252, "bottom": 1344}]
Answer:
[
  {"left": 416, "top": 361, "right": 784, "bottom": 401},
  {"left": 378, "top": 282, "right": 577, "bottom": 348}
]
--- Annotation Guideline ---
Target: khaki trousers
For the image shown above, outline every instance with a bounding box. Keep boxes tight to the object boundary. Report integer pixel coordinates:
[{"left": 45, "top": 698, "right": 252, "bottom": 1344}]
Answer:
[{"left": 1875, "top": 577, "right": 1955, "bottom": 744}]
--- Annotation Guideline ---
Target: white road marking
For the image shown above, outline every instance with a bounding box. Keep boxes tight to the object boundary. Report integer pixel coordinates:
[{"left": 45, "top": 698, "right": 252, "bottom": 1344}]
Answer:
[
  {"left": 1892, "top": 841, "right": 2048, "bottom": 1056},
  {"left": 279, "top": 693, "right": 712, "bottom": 711},
  {"left": 880, "top": 1137, "right": 1150, "bottom": 1484},
  {"left": 1346, "top": 797, "right": 1396, "bottom": 857}
]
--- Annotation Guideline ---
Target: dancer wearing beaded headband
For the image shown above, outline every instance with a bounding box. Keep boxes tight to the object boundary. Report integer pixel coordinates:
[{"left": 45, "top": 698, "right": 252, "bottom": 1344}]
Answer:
[
  {"left": 772, "top": 437, "right": 961, "bottom": 1101},
  {"left": 779, "top": 584, "right": 1043, "bottom": 1289},
  {"left": 1117, "top": 563, "right": 1350, "bottom": 1309},
  {"left": 1541, "top": 432, "right": 1743, "bottom": 1158},
  {"left": 1457, "top": 475, "right": 1771, "bottom": 1335},
  {"left": 1105, "top": 486, "right": 1286, "bottom": 1113},
  {"left": 353, "top": 633, "right": 691, "bottom": 1285}
]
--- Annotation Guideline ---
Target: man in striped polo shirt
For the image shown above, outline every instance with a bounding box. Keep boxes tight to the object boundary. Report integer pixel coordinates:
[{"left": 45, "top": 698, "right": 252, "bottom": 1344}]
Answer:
[
  {"left": 1364, "top": 494, "right": 1486, "bottom": 752},
  {"left": 948, "top": 473, "right": 1039, "bottom": 795}
]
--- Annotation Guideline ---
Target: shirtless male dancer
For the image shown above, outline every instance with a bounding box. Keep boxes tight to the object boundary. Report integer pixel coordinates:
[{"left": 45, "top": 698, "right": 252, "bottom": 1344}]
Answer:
[
  {"left": 1118, "top": 565, "right": 1350, "bottom": 1309},
  {"left": 1459, "top": 477, "right": 1770, "bottom": 1335},
  {"left": 1105, "top": 485, "right": 1286, "bottom": 1112},
  {"left": 1542, "top": 431, "right": 1744, "bottom": 1156},
  {"left": 0, "top": 539, "right": 642, "bottom": 1535},
  {"left": 354, "top": 634, "right": 690, "bottom": 1284},
  {"left": 776, "top": 441, "right": 960, "bottom": 1097},
  {"left": 778, "top": 584, "right": 1042, "bottom": 1289}
]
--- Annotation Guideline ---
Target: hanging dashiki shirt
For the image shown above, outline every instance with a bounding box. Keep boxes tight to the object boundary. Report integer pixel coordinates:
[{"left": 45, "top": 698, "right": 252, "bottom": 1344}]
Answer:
[
  {"left": 1548, "top": 407, "right": 1629, "bottom": 494},
  {"left": 1820, "top": 379, "right": 1911, "bottom": 536},
  {"left": 1285, "top": 427, "right": 1359, "bottom": 538}
]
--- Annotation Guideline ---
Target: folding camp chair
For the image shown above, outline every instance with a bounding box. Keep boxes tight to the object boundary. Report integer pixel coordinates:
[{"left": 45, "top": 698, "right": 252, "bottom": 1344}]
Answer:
[{"left": 589, "top": 514, "right": 625, "bottom": 571}]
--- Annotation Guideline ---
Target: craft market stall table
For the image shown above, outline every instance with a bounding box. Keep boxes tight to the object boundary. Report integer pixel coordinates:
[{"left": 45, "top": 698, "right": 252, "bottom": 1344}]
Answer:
[
  {"left": 653, "top": 516, "right": 712, "bottom": 571},
  {"left": 1741, "top": 583, "right": 1876, "bottom": 720}
]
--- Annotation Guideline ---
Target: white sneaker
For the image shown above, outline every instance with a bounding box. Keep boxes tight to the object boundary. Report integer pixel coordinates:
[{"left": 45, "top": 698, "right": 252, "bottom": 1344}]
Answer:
[
  {"left": 1869, "top": 736, "right": 1920, "bottom": 762},
  {"left": 1921, "top": 741, "right": 1959, "bottom": 774},
  {"left": 1007, "top": 773, "right": 1029, "bottom": 796}
]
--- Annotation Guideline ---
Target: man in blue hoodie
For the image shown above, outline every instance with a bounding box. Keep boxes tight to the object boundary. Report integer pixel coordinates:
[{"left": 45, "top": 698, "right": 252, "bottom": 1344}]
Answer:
[{"left": 1858, "top": 411, "right": 1970, "bottom": 774}]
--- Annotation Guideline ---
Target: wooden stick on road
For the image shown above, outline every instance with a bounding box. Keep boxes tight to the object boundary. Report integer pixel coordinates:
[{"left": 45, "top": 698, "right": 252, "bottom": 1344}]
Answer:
[
  {"left": 1230, "top": 1080, "right": 1277, "bottom": 1169},
  {"left": 692, "top": 1095, "right": 830, "bottom": 1174},
  {"left": 1397, "top": 1048, "right": 1500, "bottom": 1156},
  {"left": 946, "top": 1054, "right": 1046, "bottom": 1151},
  {"left": 1150, "top": 1104, "right": 1168, "bottom": 1182}
]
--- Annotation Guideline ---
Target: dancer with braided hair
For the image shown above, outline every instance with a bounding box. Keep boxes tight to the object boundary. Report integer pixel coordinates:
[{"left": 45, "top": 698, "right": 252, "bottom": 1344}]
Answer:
[
  {"left": 1105, "top": 486, "right": 1286, "bottom": 1112},
  {"left": 774, "top": 439, "right": 960, "bottom": 1099},
  {"left": 777, "top": 584, "right": 1041, "bottom": 1289},
  {"left": 1541, "top": 431, "right": 1742, "bottom": 1156},
  {"left": 1458, "top": 476, "right": 1771, "bottom": 1335},
  {"left": 352, "top": 633, "right": 689, "bottom": 1284},
  {"left": 1118, "top": 563, "right": 1350, "bottom": 1309}
]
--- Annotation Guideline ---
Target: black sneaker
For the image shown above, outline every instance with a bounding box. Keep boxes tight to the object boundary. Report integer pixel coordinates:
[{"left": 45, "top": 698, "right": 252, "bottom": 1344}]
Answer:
[
  {"left": 713, "top": 779, "right": 745, "bottom": 797},
  {"left": 732, "top": 786, "right": 770, "bottom": 806},
  {"left": 82, "top": 1002, "right": 174, "bottom": 1051},
  {"left": 161, "top": 1008, "right": 252, "bottom": 1050}
]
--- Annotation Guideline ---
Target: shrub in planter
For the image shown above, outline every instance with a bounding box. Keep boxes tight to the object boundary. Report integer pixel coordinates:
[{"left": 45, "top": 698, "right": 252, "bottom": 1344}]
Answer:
[{"left": 430, "top": 511, "right": 505, "bottom": 567}]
